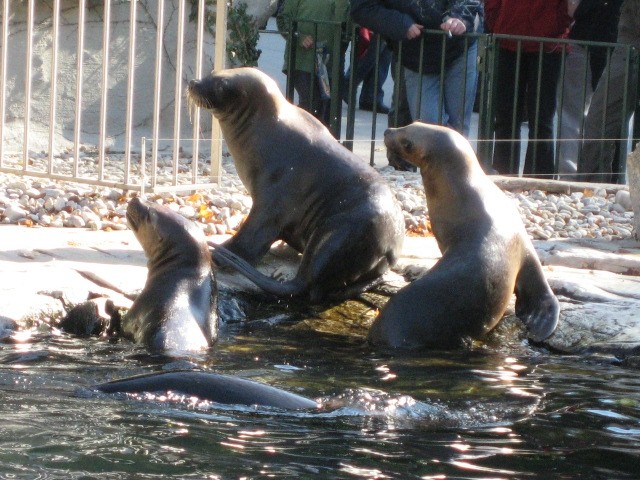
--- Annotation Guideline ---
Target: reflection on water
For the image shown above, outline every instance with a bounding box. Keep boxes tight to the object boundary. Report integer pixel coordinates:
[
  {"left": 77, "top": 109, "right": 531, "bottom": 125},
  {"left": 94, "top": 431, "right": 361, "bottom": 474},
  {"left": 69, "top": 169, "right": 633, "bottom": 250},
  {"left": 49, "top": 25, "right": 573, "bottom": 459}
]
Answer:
[{"left": 1, "top": 317, "right": 640, "bottom": 479}]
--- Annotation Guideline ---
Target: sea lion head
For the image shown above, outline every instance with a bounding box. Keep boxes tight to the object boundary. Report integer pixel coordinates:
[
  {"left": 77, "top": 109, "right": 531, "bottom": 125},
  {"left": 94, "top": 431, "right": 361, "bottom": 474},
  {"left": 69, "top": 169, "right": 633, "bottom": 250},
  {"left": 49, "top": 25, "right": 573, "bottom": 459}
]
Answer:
[
  {"left": 384, "top": 122, "right": 476, "bottom": 173},
  {"left": 126, "top": 197, "right": 208, "bottom": 268},
  {"left": 186, "top": 67, "right": 282, "bottom": 119}
]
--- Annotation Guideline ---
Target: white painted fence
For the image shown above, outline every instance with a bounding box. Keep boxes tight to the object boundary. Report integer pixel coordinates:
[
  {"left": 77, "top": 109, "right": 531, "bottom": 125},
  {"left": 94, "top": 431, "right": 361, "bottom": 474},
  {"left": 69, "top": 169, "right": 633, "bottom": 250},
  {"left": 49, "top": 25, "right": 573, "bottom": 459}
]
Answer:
[{"left": 0, "top": 0, "right": 226, "bottom": 193}]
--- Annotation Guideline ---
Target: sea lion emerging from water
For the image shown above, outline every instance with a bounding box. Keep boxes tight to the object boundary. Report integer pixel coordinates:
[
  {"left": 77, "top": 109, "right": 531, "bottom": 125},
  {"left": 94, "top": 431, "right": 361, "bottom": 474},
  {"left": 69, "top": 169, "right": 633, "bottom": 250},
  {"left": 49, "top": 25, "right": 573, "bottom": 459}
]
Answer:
[
  {"left": 186, "top": 67, "right": 404, "bottom": 303},
  {"left": 122, "top": 198, "right": 217, "bottom": 354},
  {"left": 368, "top": 122, "right": 559, "bottom": 349}
]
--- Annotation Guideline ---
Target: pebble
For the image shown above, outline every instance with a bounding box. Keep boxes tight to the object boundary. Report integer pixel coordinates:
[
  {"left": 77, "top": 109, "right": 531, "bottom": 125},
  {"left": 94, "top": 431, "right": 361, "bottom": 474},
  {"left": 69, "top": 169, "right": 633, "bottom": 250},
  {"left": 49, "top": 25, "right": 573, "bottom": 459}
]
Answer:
[{"left": 0, "top": 156, "right": 635, "bottom": 242}]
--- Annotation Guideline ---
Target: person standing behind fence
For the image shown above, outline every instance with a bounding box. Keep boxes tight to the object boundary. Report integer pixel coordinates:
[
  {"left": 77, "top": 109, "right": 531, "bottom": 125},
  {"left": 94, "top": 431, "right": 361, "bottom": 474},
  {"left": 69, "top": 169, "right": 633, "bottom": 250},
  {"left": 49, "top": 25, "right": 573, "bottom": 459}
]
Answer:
[
  {"left": 485, "top": 0, "right": 572, "bottom": 177},
  {"left": 352, "top": 0, "right": 482, "bottom": 138},
  {"left": 342, "top": 28, "right": 392, "bottom": 114},
  {"left": 350, "top": 1, "right": 421, "bottom": 172},
  {"left": 557, "top": 0, "right": 623, "bottom": 180},
  {"left": 578, "top": 0, "right": 640, "bottom": 183},
  {"left": 277, "top": 0, "right": 349, "bottom": 126}
]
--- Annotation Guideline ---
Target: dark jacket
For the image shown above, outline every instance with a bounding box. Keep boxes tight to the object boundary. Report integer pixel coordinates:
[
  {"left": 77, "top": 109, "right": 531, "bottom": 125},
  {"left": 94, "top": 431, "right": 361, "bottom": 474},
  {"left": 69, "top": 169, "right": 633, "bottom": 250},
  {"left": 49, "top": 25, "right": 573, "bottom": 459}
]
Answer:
[
  {"left": 569, "top": 0, "right": 622, "bottom": 44},
  {"left": 350, "top": 0, "right": 482, "bottom": 74}
]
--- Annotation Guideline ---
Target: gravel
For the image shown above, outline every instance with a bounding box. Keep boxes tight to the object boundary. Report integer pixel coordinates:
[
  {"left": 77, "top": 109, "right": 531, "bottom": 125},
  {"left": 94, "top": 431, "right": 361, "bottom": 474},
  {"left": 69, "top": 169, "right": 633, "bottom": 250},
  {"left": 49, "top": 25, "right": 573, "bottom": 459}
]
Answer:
[{"left": 0, "top": 156, "right": 635, "bottom": 241}]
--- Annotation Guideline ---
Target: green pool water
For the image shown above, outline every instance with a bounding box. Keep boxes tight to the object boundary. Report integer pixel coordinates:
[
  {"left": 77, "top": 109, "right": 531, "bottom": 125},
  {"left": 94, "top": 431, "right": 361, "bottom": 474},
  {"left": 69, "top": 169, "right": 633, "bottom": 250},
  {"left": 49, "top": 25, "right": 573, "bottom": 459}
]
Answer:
[{"left": 1, "top": 313, "right": 639, "bottom": 479}]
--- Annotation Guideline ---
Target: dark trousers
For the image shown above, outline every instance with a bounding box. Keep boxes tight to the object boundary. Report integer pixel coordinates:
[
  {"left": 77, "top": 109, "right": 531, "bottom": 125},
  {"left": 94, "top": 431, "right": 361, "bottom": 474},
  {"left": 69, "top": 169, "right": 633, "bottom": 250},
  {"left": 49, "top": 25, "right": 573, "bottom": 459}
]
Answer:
[
  {"left": 292, "top": 70, "right": 330, "bottom": 126},
  {"left": 343, "top": 34, "right": 392, "bottom": 107},
  {"left": 492, "top": 49, "right": 562, "bottom": 176}
]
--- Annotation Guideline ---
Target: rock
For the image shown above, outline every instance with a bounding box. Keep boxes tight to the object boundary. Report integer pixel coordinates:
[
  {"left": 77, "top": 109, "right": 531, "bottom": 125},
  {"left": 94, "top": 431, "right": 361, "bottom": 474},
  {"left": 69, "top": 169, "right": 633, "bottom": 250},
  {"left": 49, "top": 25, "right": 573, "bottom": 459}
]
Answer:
[{"left": 3, "top": 204, "right": 27, "bottom": 222}]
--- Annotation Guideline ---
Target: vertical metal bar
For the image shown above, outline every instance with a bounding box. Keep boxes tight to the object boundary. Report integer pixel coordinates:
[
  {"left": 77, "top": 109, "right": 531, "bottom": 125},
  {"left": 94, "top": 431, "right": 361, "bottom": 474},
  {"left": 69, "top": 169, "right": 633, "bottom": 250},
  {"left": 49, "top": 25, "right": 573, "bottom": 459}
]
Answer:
[
  {"left": 98, "top": 0, "right": 112, "bottom": 180},
  {"left": 509, "top": 40, "right": 522, "bottom": 175},
  {"left": 47, "top": 0, "right": 61, "bottom": 174},
  {"left": 616, "top": 45, "right": 632, "bottom": 182},
  {"left": 211, "top": 0, "right": 226, "bottom": 182},
  {"left": 329, "top": 21, "right": 342, "bottom": 137},
  {"left": 151, "top": 0, "right": 165, "bottom": 190},
  {"left": 140, "top": 137, "right": 147, "bottom": 195},
  {"left": 369, "top": 34, "right": 380, "bottom": 165},
  {"left": 23, "top": 0, "right": 35, "bottom": 171},
  {"left": 438, "top": 32, "right": 446, "bottom": 126},
  {"left": 415, "top": 34, "right": 425, "bottom": 119},
  {"left": 554, "top": 43, "right": 567, "bottom": 179},
  {"left": 172, "top": 0, "right": 186, "bottom": 186},
  {"left": 0, "top": 0, "right": 10, "bottom": 168},
  {"left": 575, "top": 41, "right": 591, "bottom": 167},
  {"left": 531, "top": 41, "right": 544, "bottom": 174},
  {"left": 73, "top": 0, "right": 86, "bottom": 178},
  {"left": 343, "top": 24, "right": 357, "bottom": 151},
  {"left": 191, "top": 0, "right": 205, "bottom": 184},
  {"left": 459, "top": 36, "right": 469, "bottom": 132},
  {"left": 124, "top": 0, "right": 138, "bottom": 186},
  {"left": 597, "top": 44, "right": 613, "bottom": 176}
]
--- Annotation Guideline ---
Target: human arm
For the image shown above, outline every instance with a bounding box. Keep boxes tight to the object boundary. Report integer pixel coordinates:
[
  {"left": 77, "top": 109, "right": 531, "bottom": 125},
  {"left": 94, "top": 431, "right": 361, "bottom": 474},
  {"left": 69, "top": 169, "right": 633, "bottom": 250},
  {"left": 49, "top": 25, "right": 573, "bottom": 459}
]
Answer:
[
  {"left": 350, "top": 0, "right": 423, "bottom": 41},
  {"left": 442, "top": 0, "right": 483, "bottom": 35}
]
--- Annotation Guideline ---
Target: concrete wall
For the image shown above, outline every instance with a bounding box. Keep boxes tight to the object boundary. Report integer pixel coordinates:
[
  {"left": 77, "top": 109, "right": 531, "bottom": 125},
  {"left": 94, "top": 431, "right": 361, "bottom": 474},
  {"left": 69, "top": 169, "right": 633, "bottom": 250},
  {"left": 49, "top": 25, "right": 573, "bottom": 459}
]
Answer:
[{"left": 1, "top": 0, "right": 217, "bottom": 153}]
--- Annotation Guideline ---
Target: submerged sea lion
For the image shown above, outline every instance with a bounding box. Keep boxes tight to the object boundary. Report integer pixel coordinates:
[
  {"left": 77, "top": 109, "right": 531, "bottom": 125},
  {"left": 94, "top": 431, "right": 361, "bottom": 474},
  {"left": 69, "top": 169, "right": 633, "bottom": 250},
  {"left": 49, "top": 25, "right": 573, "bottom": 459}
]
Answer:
[
  {"left": 368, "top": 122, "right": 559, "bottom": 349},
  {"left": 94, "top": 370, "right": 319, "bottom": 410},
  {"left": 186, "top": 67, "right": 404, "bottom": 303},
  {"left": 122, "top": 198, "right": 217, "bottom": 354}
]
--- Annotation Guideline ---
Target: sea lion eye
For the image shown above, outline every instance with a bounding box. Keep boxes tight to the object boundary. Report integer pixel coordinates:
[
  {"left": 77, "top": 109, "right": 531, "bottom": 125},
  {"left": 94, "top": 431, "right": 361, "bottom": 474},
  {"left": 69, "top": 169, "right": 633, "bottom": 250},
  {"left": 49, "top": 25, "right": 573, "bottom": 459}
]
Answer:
[{"left": 401, "top": 139, "right": 413, "bottom": 152}]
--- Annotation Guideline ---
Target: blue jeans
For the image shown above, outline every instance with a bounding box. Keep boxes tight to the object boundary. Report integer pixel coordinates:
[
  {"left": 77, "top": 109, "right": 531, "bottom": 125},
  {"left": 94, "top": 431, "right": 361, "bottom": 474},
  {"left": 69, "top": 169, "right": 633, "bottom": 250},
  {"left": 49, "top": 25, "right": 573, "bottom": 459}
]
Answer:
[{"left": 403, "top": 41, "right": 478, "bottom": 137}]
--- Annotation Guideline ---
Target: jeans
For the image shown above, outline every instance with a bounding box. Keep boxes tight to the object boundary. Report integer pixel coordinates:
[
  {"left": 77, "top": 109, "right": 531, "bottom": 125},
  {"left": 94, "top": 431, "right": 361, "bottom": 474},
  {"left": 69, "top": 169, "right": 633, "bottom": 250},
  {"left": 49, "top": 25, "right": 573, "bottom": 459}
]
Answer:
[
  {"left": 343, "top": 34, "right": 391, "bottom": 107},
  {"left": 403, "top": 40, "right": 478, "bottom": 137}
]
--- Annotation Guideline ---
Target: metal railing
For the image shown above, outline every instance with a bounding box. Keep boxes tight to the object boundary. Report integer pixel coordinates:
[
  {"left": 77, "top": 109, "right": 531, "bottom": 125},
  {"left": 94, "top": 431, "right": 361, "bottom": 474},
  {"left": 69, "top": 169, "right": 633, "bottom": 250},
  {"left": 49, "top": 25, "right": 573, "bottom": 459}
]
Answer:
[
  {"left": 279, "top": 22, "right": 639, "bottom": 184},
  {"left": 0, "top": 0, "right": 225, "bottom": 194},
  {"left": 1, "top": 6, "right": 638, "bottom": 192}
]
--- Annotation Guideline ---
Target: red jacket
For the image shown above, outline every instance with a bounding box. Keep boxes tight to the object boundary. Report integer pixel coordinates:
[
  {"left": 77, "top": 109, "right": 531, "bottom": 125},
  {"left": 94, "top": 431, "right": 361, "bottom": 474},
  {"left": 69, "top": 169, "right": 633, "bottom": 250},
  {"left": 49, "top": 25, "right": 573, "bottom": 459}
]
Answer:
[{"left": 485, "top": 0, "right": 572, "bottom": 53}]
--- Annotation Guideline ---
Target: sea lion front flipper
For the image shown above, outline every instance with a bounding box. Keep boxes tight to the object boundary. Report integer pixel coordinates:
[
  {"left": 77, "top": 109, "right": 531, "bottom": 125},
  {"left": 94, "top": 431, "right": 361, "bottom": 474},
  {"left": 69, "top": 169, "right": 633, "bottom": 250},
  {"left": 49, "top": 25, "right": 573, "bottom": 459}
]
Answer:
[{"left": 514, "top": 255, "right": 560, "bottom": 342}]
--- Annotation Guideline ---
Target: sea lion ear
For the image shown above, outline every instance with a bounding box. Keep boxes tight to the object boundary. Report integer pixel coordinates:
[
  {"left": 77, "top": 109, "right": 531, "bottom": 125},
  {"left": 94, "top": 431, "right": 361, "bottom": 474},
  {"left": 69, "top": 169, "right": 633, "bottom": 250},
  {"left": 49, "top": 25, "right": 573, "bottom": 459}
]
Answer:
[{"left": 400, "top": 138, "right": 413, "bottom": 154}]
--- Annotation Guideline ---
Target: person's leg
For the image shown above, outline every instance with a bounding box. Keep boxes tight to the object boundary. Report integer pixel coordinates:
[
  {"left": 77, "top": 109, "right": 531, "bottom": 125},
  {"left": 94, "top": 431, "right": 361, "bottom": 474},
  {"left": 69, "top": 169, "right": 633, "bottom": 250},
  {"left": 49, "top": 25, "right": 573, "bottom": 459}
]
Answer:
[
  {"left": 443, "top": 40, "right": 478, "bottom": 136},
  {"left": 557, "top": 45, "right": 593, "bottom": 179},
  {"left": 374, "top": 41, "right": 392, "bottom": 107},
  {"left": 404, "top": 68, "right": 446, "bottom": 125},
  {"left": 580, "top": 0, "right": 639, "bottom": 182},
  {"left": 492, "top": 49, "right": 525, "bottom": 175},
  {"left": 293, "top": 70, "right": 328, "bottom": 125},
  {"left": 523, "top": 51, "right": 561, "bottom": 177}
]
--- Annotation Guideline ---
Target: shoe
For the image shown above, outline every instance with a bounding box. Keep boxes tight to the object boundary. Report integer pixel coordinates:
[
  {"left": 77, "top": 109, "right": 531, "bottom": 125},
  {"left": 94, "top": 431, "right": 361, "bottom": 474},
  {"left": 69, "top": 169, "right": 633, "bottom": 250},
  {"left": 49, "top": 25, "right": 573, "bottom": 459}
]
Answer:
[{"left": 359, "top": 102, "right": 390, "bottom": 114}]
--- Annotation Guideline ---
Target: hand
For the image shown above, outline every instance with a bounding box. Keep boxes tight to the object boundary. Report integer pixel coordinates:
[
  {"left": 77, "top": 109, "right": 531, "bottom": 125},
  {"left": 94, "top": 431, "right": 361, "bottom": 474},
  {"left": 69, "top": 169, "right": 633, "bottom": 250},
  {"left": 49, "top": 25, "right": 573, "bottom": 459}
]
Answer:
[
  {"left": 405, "top": 24, "right": 424, "bottom": 40},
  {"left": 440, "top": 17, "right": 466, "bottom": 36},
  {"left": 301, "top": 35, "right": 314, "bottom": 49}
]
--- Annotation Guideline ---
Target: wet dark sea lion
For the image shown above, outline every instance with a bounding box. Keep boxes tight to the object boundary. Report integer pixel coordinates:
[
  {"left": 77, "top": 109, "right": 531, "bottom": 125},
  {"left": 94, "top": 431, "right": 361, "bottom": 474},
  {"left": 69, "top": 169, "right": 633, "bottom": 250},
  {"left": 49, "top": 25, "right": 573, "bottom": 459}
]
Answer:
[
  {"left": 186, "top": 67, "right": 404, "bottom": 303},
  {"left": 94, "top": 370, "right": 318, "bottom": 410},
  {"left": 122, "top": 198, "right": 217, "bottom": 354},
  {"left": 368, "top": 122, "right": 559, "bottom": 349}
]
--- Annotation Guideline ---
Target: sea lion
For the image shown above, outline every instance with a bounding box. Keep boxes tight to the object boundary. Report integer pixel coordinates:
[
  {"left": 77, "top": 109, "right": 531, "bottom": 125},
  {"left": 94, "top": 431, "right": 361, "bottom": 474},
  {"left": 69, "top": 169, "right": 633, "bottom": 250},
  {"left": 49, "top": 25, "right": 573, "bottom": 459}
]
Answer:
[
  {"left": 368, "top": 122, "right": 559, "bottom": 349},
  {"left": 186, "top": 67, "right": 404, "bottom": 303},
  {"left": 122, "top": 197, "right": 217, "bottom": 354},
  {"left": 94, "top": 370, "right": 319, "bottom": 410}
]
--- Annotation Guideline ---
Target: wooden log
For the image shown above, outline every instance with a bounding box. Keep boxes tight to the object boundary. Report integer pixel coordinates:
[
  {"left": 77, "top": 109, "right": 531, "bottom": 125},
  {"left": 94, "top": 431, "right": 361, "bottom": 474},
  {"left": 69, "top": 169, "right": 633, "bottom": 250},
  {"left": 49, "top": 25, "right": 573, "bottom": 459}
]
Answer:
[{"left": 490, "top": 175, "right": 628, "bottom": 195}]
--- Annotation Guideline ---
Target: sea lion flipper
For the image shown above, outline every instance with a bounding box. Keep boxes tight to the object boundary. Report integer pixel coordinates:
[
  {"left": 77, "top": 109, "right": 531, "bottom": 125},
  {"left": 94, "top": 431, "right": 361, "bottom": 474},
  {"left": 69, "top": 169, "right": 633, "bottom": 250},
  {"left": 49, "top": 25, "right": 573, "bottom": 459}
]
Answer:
[
  {"left": 213, "top": 244, "right": 306, "bottom": 298},
  {"left": 515, "top": 257, "right": 560, "bottom": 342}
]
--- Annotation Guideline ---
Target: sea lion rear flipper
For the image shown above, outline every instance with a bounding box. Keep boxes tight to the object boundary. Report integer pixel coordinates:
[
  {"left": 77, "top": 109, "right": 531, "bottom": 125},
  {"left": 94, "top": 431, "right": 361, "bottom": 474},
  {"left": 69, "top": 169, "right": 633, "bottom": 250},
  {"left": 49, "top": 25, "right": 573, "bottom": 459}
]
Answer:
[
  {"left": 514, "top": 256, "right": 560, "bottom": 342},
  {"left": 212, "top": 244, "right": 306, "bottom": 298}
]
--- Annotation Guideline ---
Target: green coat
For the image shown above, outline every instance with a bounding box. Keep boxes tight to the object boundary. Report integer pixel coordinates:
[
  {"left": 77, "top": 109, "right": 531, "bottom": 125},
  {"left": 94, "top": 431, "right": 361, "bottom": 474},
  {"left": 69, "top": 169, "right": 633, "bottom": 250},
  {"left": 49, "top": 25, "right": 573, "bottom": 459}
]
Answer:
[{"left": 277, "top": 0, "right": 350, "bottom": 74}]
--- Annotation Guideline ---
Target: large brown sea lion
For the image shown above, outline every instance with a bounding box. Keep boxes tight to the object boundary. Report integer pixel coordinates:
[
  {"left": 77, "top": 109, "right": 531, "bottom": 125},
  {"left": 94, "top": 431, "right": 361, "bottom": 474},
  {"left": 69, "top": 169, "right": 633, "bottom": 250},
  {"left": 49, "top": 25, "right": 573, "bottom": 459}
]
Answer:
[
  {"left": 186, "top": 67, "right": 404, "bottom": 303},
  {"left": 368, "top": 122, "right": 559, "bottom": 349}
]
